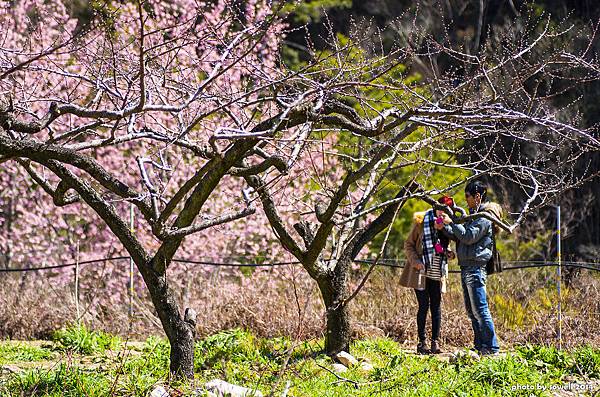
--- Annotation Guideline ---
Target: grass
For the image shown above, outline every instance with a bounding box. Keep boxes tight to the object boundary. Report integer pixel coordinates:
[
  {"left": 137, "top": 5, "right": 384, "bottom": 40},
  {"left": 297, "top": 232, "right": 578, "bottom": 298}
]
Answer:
[
  {"left": 0, "top": 342, "right": 53, "bottom": 364},
  {"left": 2, "top": 364, "right": 110, "bottom": 397},
  {"left": 0, "top": 329, "right": 599, "bottom": 396},
  {"left": 52, "top": 324, "right": 121, "bottom": 355}
]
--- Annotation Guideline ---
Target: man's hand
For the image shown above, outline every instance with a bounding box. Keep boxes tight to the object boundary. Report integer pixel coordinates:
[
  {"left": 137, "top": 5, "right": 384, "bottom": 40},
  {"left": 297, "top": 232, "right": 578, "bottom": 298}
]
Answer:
[
  {"left": 413, "top": 262, "right": 425, "bottom": 271},
  {"left": 447, "top": 251, "right": 456, "bottom": 260}
]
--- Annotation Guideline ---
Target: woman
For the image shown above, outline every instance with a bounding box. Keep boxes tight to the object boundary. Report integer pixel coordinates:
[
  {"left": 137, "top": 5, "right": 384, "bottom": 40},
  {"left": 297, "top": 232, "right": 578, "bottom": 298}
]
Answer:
[
  {"left": 401, "top": 196, "right": 455, "bottom": 354},
  {"left": 435, "top": 180, "right": 501, "bottom": 355}
]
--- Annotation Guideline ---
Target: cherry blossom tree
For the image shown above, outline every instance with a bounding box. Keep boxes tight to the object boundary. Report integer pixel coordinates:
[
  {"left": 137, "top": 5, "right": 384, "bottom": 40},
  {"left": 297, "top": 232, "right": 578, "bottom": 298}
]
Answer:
[{"left": 0, "top": 0, "right": 297, "bottom": 377}]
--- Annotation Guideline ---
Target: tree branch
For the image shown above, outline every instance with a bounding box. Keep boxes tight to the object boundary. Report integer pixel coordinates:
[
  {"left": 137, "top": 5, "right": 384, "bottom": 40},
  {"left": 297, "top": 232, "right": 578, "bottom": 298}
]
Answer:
[
  {"left": 158, "top": 206, "right": 255, "bottom": 239},
  {"left": 303, "top": 123, "right": 420, "bottom": 265},
  {"left": 244, "top": 174, "right": 306, "bottom": 262},
  {"left": 17, "top": 159, "right": 79, "bottom": 206},
  {"left": 229, "top": 155, "right": 288, "bottom": 176},
  {"left": 0, "top": 134, "right": 154, "bottom": 221},
  {"left": 419, "top": 194, "right": 513, "bottom": 233},
  {"left": 349, "top": 179, "right": 422, "bottom": 259},
  {"left": 40, "top": 159, "right": 149, "bottom": 266}
]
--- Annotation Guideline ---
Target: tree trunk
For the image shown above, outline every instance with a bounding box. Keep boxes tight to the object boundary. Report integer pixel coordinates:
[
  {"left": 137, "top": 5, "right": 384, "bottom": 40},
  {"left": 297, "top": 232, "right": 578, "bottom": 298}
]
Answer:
[
  {"left": 166, "top": 308, "right": 196, "bottom": 378},
  {"left": 317, "top": 265, "right": 351, "bottom": 355},
  {"left": 139, "top": 264, "right": 197, "bottom": 379}
]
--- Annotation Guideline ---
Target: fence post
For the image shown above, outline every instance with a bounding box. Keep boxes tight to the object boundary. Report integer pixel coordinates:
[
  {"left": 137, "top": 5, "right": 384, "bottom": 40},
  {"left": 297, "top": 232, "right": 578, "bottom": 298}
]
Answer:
[
  {"left": 75, "top": 241, "right": 80, "bottom": 324},
  {"left": 556, "top": 205, "right": 562, "bottom": 350},
  {"left": 129, "top": 203, "right": 135, "bottom": 318}
]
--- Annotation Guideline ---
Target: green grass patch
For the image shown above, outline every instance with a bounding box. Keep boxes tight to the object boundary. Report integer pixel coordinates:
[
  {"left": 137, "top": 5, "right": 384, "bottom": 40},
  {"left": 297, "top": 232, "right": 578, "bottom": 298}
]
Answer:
[
  {"left": 0, "top": 342, "right": 53, "bottom": 364},
  {"left": 0, "top": 330, "right": 598, "bottom": 396},
  {"left": 52, "top": 323, "right": 121, "bottom": 355},
  {"left": 1, "top": 364, "right": 110, "bottom": 396}
]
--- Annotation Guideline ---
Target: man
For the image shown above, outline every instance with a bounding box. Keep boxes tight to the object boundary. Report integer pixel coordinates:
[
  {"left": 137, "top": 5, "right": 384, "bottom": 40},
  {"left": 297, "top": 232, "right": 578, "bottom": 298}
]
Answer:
[{"left": 434, "top": 180, "right": 500, "bottom": 355}]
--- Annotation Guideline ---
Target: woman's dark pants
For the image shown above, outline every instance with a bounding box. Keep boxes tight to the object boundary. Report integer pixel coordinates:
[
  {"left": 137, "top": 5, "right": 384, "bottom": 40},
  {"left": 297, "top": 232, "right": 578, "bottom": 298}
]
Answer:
[{"left": 414, "top": 278, "right": 442, "bottom": 342}]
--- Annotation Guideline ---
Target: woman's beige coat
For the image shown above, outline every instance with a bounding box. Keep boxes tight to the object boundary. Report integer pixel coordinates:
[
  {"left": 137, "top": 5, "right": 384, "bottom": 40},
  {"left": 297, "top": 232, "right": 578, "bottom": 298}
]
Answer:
[{"left": 400, "top": 211, "right": 448, "bottom": 292}]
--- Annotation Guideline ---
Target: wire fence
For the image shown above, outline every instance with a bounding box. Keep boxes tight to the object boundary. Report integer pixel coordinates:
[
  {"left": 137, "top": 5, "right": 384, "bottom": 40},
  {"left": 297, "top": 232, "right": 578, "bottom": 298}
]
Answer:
[{"left": 0, "top": 256, "right": 599, "bottom": 273}]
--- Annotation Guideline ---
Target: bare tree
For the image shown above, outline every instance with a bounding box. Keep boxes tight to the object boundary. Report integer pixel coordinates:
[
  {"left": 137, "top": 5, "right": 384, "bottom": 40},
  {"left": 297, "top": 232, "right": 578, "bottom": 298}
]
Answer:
[{"left": 240, "top": 16, "right": 600, "bottom": 355}]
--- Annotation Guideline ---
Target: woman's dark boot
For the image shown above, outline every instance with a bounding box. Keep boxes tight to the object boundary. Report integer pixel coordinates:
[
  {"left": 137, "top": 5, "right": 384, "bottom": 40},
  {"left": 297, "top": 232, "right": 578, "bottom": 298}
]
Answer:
[
  {"left": 416, "top": 340, "right": 430, "bottom": 355},
  {"left": 430, "top": 340, "right": 442, "bottom": 354}
]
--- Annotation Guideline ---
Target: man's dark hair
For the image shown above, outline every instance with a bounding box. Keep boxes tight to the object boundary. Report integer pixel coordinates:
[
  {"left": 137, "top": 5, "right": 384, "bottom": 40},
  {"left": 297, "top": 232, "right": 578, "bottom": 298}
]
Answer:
[{"left": 465, "top": 180, "right": 488, "bottom": 202}]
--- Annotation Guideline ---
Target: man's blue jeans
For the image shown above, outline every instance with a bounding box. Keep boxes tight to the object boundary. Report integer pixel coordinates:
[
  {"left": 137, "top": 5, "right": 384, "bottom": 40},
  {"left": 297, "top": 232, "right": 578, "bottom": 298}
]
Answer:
[{"left": 460, "top": 266, "right": 499, "bottom": 353}]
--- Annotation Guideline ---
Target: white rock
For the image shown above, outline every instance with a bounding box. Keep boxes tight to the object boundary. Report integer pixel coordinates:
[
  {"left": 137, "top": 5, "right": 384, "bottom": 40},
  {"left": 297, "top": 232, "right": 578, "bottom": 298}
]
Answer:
[
  {"left": 205, "top": 379, "right": 263, "bottom": 397},
  {"left": 332, "top": 363, "right": 348, "bottom": 373},
  {"left": 150, "top": 385, "right": 169, "bottom": 397},
  {"left": 335, "top": 351, "right": 359, "bottom": 367},
  {"left": 449, "top": 349, "right": 480, "bottom": 363},
  {"left": 360, "top": 362, "right": 374, "bottom": 371}
]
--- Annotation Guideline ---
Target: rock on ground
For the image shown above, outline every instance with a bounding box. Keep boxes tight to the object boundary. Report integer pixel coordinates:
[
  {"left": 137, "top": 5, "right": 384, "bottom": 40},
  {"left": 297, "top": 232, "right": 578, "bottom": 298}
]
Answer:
[
  {"left": 150, "top": 385, "right": 169, "bottom": 397},
  {"left": 335, "top": 351, "right": 359, "bottom": 367},
  {"left": 204, "top": 379, "right": 263, "bottom": 397}
]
